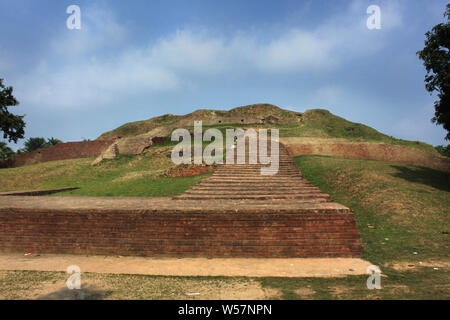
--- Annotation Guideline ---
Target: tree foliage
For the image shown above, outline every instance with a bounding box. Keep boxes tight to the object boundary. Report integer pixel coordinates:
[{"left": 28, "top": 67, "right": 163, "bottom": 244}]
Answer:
[
  {"left": 0, "top": 78, "right": 25, "bottom": 143},
  {"left": 47, "top": 137, "right": 63, "bottom": 146},
  {"left": 22, "top": 137, "right": 63, "bottom": 152},
  {"left": 23, "top": 137, "right": 47, "bottom": 152},
  {"left": 435, "top": 144, "right": 450, "bottom": 157},
  {"left": 0, "top": 141, "right": 13, "bottom": 160},
  {"left": 417, "top": 4, "right": 450, "bottom": 140}
]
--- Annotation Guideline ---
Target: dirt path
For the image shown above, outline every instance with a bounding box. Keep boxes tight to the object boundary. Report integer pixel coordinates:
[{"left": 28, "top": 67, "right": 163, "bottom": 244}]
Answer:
[{"left": 0, "top": 253, "right": 371, "bottom": 278}]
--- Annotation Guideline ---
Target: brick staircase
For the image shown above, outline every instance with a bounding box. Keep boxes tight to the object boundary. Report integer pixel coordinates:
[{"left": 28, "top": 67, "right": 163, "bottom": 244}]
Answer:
[
  {"left": 177, "top": 143, "right": 332, "bottom": 201},
  {"left": 170, "top": 140, "right": 364, "bottom": 258}
]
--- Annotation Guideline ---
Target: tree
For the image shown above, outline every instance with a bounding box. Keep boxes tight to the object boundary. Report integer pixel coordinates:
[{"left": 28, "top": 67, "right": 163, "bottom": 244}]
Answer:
[
  {"left": 435, "top": 144, "right": 450, "bottom": 156},
  {"left": 0, "top": 78, "right": 25, "bottom": 143},
  {"left": 0, "top": 142, "right": 13, "bottom": 160},
  {"left": 417, "top": 4, "right": 450, "bottom": 140},
  {"left": 21, "top": 137, "right": 63, "bottom": 152},
  {"left": 47, "top": 137, "right": 62, "bottom": 146},
  {"left": 23, "top": 137, "right": 47, "bottom": 152}
]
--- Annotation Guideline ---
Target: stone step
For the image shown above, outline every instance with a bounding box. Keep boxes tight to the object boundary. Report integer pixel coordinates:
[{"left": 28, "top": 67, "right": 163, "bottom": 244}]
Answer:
[
  {"left": 225, "top": 161, "right": 295, "bottom": 164},
  {"left": 224, "top": 162, "right": 294, "bottom": 165},
  {"left": 189, "top": 186, "right": 320, "bottom": 192},
  {"left": 213, "top": 168, "right": 300, "bottom": 172},
  {"left": 210, "top": 174, "right": 303, "bottom": 178},
  {"left": 212, "top": 171, "right": 300, "bottom": 175},
  {"left": 176, "top": 194, "right": 332, "bottom": 200},
  {"left": 182, "top": 191, "right": 327, "bottom": 197},
  {"left": 196, "top": 183, "right": 315, "bottom": 188},
  {"left": 213, "top": 170, "right": 303, "bottom": 177},
  {"left": 200, "top": 184, "right": 312, "bottom": 188},
  {"left": 204, "top": 179, "right": 308, "bottom": 183}
]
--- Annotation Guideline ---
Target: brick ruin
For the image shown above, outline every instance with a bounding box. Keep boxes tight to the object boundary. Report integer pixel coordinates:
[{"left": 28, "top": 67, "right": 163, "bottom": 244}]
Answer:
[
  {"left": 1, "top": 136, "right": 170, "bottom": 168},
  {"left": 2, "top": 140, "right": 115, "bottom": 168},
  {"left": 0, "top": 141, "right": 363, "bottom": 258},
  {"left": 0, "top": 210, "right": 362, "bottom": 258}
]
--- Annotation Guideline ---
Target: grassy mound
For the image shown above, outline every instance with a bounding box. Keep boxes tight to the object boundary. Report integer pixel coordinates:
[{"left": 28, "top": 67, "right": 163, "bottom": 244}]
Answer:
[{"left": 97, "top": 104, "right": 438, "bottom": 155}]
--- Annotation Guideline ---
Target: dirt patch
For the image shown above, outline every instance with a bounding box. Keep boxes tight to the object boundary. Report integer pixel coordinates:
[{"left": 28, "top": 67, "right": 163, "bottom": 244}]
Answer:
[
  {"left": 0, "top": 254, "right": 372, "bottom": 278},
  {"left": 165, "top": 164, "right": 213, "bottom": 177},
  {"left": 388, "top": 260, "right": 450, "bottom": 271},
  {"left": 113, "top": 170, "right": 165, "bottom": 182},
  {"left": 295, "top": 287, "right": 315, "bottom": 299}
]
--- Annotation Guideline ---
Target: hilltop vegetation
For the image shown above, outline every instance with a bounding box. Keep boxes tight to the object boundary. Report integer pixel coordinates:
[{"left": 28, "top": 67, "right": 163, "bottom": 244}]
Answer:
[{"left": 97, "top": 104, "right": 438, "bottom": 155}]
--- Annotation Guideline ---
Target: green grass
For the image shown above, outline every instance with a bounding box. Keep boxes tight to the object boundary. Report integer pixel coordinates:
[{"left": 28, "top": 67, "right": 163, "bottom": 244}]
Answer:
[
  {"left": 1, "top": 267, "right": 448, "bottom": 300},
  {"left": 0, "top": 146, "right": 211, "bottom": 197},
  {"left": 294, "top": 155, "right": 450, "bottom": 265},
  {"left": 260, "top": 267, "right": 450, "bottom": 300}
]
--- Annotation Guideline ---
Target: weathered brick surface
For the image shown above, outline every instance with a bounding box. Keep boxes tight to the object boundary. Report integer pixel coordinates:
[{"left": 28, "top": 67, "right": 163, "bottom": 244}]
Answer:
[
  {"left": 7, "top": 140, "right": 115, "bottom": 168},
  {"left": 0, "top": 211, "right": 362, "bottom": 257},
  {"left": 281, "top": 137, "right": 450, "bottom": 172}
]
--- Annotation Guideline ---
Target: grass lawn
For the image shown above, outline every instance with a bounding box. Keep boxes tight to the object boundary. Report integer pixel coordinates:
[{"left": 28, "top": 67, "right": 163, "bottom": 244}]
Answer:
[{"left": 1, "top": 267, "right": 448, "bottom": 300}]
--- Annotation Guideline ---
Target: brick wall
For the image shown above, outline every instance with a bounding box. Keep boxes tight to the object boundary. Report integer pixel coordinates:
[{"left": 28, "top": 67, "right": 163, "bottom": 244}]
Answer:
[
  {"left": 281, "top": 138, "right": 450, "bottom": 172},
  {"left": 7, "top": 140, "right": 115, "bottom": 168},
  {"left": 0, "top": 210, "right": 363, "bottom": 258}
]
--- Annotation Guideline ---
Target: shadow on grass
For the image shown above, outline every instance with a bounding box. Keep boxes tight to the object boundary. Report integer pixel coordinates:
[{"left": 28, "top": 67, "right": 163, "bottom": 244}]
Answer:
[
  {"left": 390, "top": 165, "right": 450, "bottom": 192},
  {"left": 37, "top": 284, "right": 113, "bottom": 300}
]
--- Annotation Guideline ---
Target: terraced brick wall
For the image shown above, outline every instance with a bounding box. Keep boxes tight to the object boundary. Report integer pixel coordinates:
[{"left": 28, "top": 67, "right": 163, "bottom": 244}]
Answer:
[{"left": 0, "top": 210, "right": 363, "bottom": 258}]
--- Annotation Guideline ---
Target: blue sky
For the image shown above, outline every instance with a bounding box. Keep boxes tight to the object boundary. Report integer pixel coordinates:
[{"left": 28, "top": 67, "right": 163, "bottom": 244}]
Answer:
[{"left": 1, "top": 0, "right": 449, "bottom": 150}]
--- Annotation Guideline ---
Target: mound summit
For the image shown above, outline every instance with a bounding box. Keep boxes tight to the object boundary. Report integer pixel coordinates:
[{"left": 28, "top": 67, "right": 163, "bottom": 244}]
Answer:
[{"left": 5, "top": 104, "right": 449, "bottom": 171}]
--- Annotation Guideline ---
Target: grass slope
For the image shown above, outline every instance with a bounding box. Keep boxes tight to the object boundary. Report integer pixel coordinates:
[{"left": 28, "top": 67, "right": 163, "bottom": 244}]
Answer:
[
  {"left": 0, "top": 146, "right": 210, "bottom": 197},
  {"left": 294, "top": 155, "right": 449, "bottom": 264}
]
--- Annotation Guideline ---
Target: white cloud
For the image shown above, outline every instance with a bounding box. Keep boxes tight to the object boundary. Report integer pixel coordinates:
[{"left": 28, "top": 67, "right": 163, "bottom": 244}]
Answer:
[
  {"left": 51, "top": 5, "right": 128, "bottom": 57},
  {"left": 14, "top": 1, "right": 403, "bottom": 109}
]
